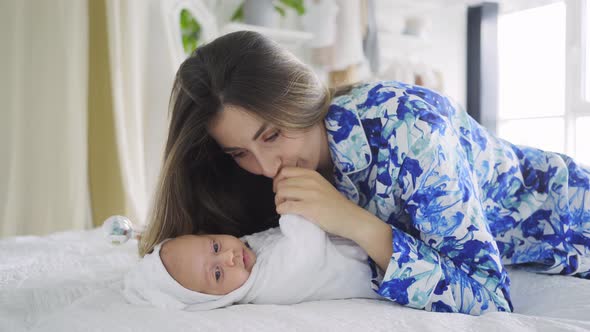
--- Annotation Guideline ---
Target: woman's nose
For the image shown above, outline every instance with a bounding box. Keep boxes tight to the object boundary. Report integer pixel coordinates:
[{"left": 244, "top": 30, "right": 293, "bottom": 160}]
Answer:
[{"left": 258, "top": 157, "right": 281, "bottom": 178}]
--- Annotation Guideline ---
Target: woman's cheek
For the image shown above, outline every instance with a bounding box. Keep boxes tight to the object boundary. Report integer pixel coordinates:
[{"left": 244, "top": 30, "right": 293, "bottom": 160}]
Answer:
[{"left": 237, "top": 158, "right": 261, "bottom": 175}]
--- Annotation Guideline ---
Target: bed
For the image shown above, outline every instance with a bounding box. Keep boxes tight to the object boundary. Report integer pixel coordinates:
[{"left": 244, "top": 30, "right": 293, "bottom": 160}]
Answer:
[{"left": 2, "top": 227, "right": 589, "bottom": 332}]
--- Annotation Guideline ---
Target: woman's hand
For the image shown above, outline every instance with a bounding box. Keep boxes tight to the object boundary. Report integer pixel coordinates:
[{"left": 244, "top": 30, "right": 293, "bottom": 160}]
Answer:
[
  {"left": 274, "top": 167, "right": 393, "bottom": 270},
  {"left": 273, "top": 167, "right": 364, "bottom": 240},
  {"left": 273, "top": 167, "right": 359, "bottom": 239}
]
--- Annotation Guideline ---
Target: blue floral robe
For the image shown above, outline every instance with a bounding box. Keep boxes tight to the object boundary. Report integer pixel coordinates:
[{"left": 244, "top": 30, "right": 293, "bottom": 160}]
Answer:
[{"left": 325, "top": 81, "right": 590, "bottom": 316}]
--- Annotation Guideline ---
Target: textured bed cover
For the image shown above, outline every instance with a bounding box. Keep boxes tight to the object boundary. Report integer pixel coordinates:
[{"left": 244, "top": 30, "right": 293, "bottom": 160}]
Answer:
[{"left": 1, "top": 228, "right": 589, "bottom": 332}]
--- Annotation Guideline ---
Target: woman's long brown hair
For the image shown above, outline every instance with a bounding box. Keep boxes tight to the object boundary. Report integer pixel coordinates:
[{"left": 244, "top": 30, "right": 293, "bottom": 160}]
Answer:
[{"left": 139, "top": 31, "right": 332, "bottom": 257}]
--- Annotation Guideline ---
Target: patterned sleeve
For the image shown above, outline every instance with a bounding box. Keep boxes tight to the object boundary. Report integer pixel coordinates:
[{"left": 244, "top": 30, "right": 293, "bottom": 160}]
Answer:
[{"left": 373, "top": 87, "right": 513, "bottom": 315}]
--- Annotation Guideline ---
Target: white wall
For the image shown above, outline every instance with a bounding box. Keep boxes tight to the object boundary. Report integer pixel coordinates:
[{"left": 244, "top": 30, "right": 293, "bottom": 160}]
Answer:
[
  {"left": 206, "top": 0, "right": 468, "bottom": 107},
  {"left": 374, "top": 1, "right": 467, "bottom": 107}
]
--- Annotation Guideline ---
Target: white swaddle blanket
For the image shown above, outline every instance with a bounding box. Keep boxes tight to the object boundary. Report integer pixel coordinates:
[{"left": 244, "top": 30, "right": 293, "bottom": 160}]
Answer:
[
  {"left": 240, "top": 214, "right": 380, "bottom": 304},
  {"left": 123, "top": 214, "right": 380, "bottom": 311}
]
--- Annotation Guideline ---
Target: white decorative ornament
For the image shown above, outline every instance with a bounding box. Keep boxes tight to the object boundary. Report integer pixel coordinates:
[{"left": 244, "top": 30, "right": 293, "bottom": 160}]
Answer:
[{"left": 102, "top": 215, "right": 139, "bottom": 245}]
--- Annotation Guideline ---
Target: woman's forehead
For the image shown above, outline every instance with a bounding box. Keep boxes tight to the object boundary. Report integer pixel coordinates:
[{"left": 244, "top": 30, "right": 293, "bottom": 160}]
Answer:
[
  {"left": 215, "top": 104, "right": 264, "bottom": 127},
  {"left": 208, "top": 105, "right": 267, "bottom": 145}
]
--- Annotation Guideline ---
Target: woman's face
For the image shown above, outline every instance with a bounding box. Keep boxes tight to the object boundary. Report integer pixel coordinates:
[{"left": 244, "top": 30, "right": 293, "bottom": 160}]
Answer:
[{"left": 208, "top": 105, "right": 331, "bottom": 178}]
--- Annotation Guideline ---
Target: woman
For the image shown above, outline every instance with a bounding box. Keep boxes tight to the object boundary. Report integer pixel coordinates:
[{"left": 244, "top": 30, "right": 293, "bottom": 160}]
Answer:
[{"left": 139, "top": 31, "right": 590, "bottom": 315}]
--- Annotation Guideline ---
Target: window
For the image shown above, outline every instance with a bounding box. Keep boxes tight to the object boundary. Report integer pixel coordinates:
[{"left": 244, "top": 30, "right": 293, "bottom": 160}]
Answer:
[
  {"left": 498, "top": 0, "right": 590, "bottom": 166},
  {"left": 498, "top": 2, "right": 565, "bottom": 151},
  {"left": 576, "top": 116, "right": 590, "bottom": 163}
]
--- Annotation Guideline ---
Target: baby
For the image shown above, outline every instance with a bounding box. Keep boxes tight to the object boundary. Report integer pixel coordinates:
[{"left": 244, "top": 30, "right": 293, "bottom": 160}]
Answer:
[
  {"left": 123, "top": 214, "right": 381, "bottom": 310},
  {"left": 159, "top": 233, "right": 256, "bottom": 296}
]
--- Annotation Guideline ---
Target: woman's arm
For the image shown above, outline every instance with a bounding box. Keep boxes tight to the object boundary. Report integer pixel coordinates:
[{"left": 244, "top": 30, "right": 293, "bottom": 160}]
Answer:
[
  {"left": 340, "top": 156, "right": 514, "bottom": 316},
  {"left": 368, "top": 88, "right": 513, "bottom": 315},
  {"left": 345, "top": 207, "right": 392, "bottom": 271},
  {"left": 273, "top": 167, "right": 391, "bottom": 271},
  {"left": 274, "top": 165, "right": 512, "bottom": 315}
]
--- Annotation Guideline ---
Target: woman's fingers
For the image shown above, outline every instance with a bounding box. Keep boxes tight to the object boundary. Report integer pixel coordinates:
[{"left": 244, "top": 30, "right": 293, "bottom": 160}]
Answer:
[
  {"left": 276, "top": 199, "right": 307, "bottom": 216},
  {"left": 275, "top": 176, "right": 315, "bottom": 192},
  {"left": 274, "top": 185, "right": 311, "bottom": 206},
  {"left": 272, "top": 167, "right": 316, "bottom": 192}
]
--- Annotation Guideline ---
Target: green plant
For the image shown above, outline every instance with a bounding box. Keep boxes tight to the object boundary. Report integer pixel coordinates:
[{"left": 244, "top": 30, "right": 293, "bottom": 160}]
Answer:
[
  {"left": 180, "top": 9, "right": 202, "bottom": 54},
  {"left": 231, "top": 0, "right": 306, "bottom": 22}
]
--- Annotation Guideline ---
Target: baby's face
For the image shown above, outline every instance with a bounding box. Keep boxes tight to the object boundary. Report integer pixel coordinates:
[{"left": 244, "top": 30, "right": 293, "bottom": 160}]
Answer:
[{"left": 160, "top": 234, "right": 256, "bottom": 295}]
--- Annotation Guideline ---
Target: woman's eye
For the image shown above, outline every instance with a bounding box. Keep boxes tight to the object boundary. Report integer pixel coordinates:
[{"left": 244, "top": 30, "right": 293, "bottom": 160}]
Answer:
[
  {"left": 213, "top": 242, "right": 220, "bottom": 252},
  {"left": 231, "top": 151, "right": 246, "bottom": 159},
  {"left": 214, "top": 267, "right": 221, "bottom": 281},
  {"left": 264, "top": 131, "right": 280, "bottom": 142}
]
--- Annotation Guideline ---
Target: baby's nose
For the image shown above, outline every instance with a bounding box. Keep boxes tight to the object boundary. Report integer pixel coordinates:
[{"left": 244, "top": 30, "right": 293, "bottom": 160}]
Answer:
[{"left": 222, "top": 249, "right": 236, "bottom": 267}]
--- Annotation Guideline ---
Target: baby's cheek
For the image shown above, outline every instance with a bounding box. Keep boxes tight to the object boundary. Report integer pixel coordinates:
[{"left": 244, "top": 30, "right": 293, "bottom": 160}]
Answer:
[{"left": 237, "top": 270, "right": 250, "bottom": 287}]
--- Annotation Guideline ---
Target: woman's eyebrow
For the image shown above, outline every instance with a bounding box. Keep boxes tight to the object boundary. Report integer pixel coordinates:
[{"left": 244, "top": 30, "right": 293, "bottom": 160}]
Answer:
[
  {"left": 251, "top": 123, "right": 268, "bottom": 141},
  {"left": 221, "top": 146, "right": 240, "bottom": 152}
]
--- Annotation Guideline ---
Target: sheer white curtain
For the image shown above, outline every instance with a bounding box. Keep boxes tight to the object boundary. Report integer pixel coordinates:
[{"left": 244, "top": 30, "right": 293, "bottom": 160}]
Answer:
[
  {"left": 0, "top": 0, "right": 91, "bottom": 236},
  {"left": 105, "top": 0, "right": 175, "bottom": 228}
]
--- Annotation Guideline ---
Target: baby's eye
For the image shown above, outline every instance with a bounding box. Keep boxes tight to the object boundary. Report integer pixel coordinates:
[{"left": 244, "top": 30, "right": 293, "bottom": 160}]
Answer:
[
  {"left": 214, "top": 267, "right": 221, "bottom": 281},
  {"left": 213, "top": 242, "right": 220, "bottom": 253}
]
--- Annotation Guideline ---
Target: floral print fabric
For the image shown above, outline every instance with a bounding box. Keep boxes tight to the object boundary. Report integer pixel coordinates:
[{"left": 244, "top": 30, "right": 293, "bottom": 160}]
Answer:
[{"left": 325, "top": 81, "right": 590, "bottom": 315}]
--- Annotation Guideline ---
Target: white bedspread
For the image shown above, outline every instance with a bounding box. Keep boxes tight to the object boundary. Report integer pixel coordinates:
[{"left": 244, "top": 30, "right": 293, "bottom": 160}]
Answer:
[{"left": 1, "top": 228, "right": 589, "bottom": 332}]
